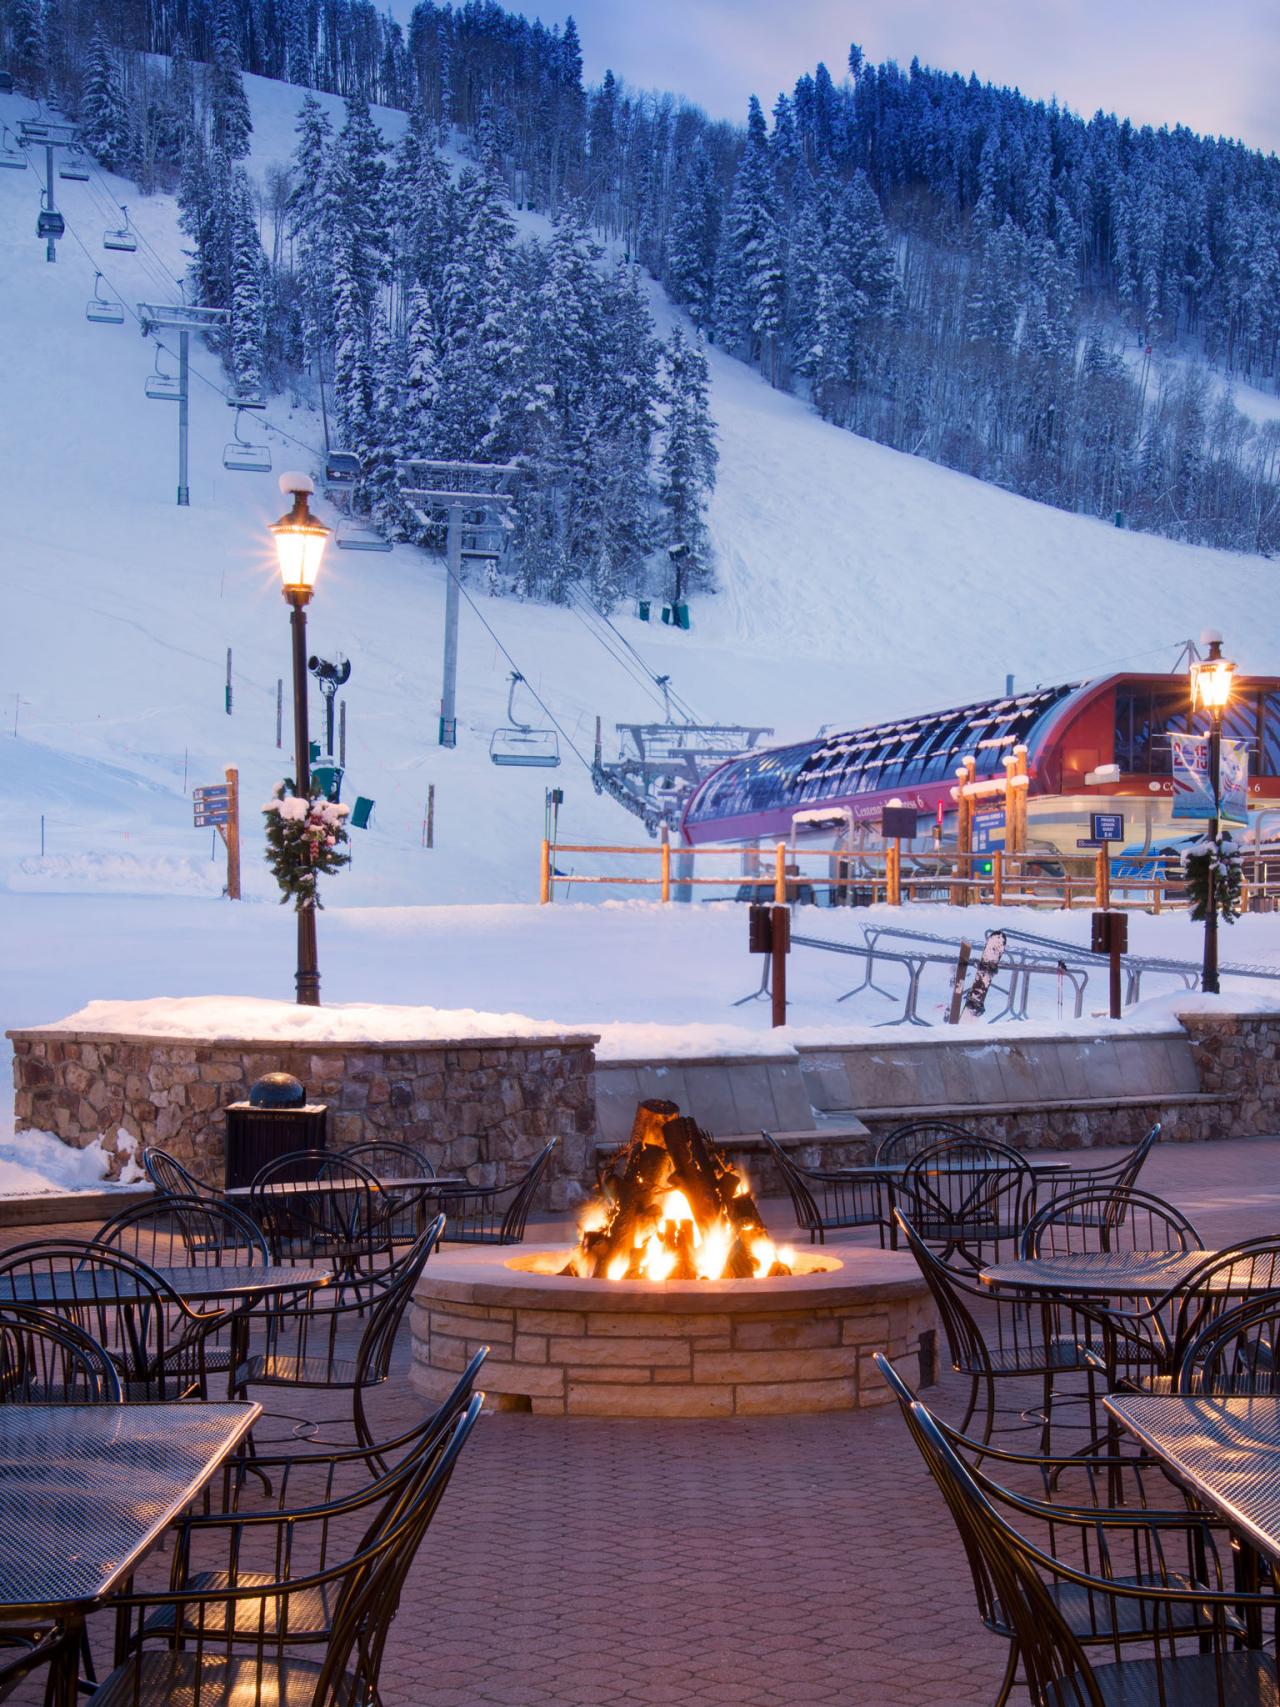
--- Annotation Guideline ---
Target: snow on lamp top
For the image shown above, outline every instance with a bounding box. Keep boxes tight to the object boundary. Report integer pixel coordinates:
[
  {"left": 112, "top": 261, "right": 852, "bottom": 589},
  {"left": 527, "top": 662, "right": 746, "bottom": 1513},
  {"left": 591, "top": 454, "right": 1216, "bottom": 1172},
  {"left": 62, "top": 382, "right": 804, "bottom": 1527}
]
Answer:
[{"left": 271, "top": 473, "right": 329, "bottom": 599}]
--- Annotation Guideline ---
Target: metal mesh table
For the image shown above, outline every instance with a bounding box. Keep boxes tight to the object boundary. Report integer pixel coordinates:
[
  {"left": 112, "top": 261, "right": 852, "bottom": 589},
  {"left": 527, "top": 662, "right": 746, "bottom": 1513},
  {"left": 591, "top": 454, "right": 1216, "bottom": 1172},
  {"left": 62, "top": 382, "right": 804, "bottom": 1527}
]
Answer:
[
  {"left": 980, "top": 1249, "right": 1212, "bottom": 1297},
  {"left": 1105, "top": 1395, "right": 1280, "bottom": 1562},
  {"left": 0, "top": 1402, "right": 259, "bottom": 1614},
  {"left": 0, "top": 1265, "right": 331, "bottom": 1307}
]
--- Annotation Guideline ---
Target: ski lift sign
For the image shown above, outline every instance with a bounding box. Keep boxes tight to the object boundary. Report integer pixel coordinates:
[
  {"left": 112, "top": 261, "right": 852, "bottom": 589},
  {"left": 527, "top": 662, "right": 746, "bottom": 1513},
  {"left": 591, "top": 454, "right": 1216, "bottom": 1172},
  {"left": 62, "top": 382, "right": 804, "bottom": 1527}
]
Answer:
[{"left": 1170, "top": 734, "right": 1248, "bottom": 824}]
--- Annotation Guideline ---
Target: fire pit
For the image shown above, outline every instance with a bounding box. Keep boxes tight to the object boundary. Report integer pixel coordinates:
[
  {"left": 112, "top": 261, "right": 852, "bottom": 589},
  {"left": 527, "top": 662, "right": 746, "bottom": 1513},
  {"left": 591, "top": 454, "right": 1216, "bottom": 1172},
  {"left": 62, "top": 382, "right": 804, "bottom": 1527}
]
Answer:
[{"left": 410, "top": 1101, "right": 937, "bottom": 1418}]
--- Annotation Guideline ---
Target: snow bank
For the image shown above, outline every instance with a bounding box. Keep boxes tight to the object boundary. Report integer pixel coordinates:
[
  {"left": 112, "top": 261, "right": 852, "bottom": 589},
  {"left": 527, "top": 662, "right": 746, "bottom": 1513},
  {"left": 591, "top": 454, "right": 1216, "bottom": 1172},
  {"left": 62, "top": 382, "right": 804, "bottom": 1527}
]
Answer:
[
  {"left": 0, "top": 1129, "right": 147, "bottom": 1197},
  {"left": 37, "top": 995, "right": 599, "bottom": 1046},
  {"left": 1128, "top": 989, "right": 1280, "bottom": 1023}
]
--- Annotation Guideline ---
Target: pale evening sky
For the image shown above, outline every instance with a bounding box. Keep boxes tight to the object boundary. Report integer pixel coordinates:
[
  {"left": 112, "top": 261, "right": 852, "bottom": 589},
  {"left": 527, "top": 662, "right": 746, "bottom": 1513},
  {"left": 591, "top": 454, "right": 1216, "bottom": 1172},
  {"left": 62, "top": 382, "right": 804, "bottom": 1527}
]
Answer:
[{"left": 391, "top": 0, "right": 1280, "bottom": 156}]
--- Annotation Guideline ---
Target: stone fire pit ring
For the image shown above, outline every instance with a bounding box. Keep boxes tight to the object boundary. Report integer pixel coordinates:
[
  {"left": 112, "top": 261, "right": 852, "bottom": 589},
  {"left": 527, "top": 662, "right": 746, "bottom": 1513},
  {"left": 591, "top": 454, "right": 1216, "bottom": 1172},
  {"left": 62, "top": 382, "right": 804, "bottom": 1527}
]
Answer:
[{"left": 410, "top": 1244, "right": 937, "bottom": 1418}]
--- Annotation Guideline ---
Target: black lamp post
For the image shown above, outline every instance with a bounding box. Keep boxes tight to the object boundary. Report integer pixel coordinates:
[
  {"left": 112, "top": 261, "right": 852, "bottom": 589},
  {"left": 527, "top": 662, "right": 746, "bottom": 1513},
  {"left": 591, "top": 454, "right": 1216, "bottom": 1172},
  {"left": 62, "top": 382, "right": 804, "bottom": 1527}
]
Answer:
[
  {"left": 1189, "top": 630, "right": 1235, "bottom": 995},
  {"left": 271, "top": 474, "right": 330, "bottom": 1006}
]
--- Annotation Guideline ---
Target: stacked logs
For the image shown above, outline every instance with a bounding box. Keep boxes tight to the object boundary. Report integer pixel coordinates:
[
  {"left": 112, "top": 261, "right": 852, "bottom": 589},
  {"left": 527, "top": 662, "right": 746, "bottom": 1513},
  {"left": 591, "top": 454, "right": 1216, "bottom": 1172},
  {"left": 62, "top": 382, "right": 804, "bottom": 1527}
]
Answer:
[{"left": 569, "top": 1099, "right": 788, "bottom": 1280}]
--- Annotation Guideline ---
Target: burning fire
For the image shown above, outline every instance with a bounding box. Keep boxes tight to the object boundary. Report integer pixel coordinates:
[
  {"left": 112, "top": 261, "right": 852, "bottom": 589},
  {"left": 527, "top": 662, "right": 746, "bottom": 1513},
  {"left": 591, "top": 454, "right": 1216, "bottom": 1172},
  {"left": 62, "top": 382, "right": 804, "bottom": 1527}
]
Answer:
[{"left": 563, "top": 1100, "right": 796, "bottom": 1281}]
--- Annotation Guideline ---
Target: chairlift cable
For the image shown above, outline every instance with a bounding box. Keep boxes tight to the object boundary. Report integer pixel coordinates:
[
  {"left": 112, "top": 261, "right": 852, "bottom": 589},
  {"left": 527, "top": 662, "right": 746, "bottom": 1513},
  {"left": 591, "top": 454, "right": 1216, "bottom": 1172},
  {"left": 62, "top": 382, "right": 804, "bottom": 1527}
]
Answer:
[{"left": 567, "top": 585, "right": 700, "bottom": 721}]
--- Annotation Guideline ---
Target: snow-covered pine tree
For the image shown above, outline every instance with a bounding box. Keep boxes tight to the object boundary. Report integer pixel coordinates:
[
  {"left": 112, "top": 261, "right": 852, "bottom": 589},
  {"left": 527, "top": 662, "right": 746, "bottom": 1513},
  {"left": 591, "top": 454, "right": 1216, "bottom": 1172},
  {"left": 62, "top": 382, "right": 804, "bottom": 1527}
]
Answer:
[
  {"left": 659, "top": 327, "right": 718, "bottom": 604},
  {"left": 228, "top": 167, "right": 268, "bottom": 396},
  {"left": 716, "top": 95, "right": 785, "bottom": 384},
  {"left": 79, "top": 21, "right": 131, "bottom": 172},
  {"left": 284, "top": 0, "right": 312, "bottom": 89},
  {"left": 666, "top": 136, "right": 721, "bottom": 331},
  {"left": 210, "top": 0, "right": 253, "bottom": 161},
  {"left": 286, "top": 94, "right": 334, "bottom": 359},
  {"left": 8, "top": 0, "right": 44, "bottom": 94}
]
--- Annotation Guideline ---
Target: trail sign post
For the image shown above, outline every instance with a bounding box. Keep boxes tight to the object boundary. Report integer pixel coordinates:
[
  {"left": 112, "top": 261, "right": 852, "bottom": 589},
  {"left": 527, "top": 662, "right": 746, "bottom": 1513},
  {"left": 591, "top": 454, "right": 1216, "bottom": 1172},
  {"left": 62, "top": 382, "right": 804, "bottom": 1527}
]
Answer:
[
  {"left": 1091, "top": 908, "right": 1128, "bottom": 1019},
  {"left": 193, "top": 768, "right": 240, "bottom": 898},
  {"left": 748, "top": 903, "right": 791, "bottom": 1028}
]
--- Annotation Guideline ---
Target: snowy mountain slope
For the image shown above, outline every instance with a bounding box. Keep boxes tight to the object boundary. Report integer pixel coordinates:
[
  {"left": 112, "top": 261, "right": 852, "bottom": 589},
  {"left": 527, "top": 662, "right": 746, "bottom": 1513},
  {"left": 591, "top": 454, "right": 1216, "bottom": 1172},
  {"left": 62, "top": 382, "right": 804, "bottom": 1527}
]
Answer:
[{"left": 1, "top": 64, "right": 1280, "bottom": 1031}]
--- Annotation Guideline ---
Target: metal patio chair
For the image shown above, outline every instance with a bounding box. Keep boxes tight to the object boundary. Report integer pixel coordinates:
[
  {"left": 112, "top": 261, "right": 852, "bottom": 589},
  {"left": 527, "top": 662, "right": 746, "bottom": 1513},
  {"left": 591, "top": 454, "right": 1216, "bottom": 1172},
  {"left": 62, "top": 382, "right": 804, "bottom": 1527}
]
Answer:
[
  {"left": 900, "top": 1136, "right": 1037, "bottom": 1268},
  {"left": 249, "top": 1149, "right": 421, "bottom": 1279},
  {"left": 902, "top": 1397, "right": 1280, "bottom": 1707},
  {"left": 0, "top": 1306, "right": 122, "bottom": 1404},
  {"left": 340, "top": 1139, "right": 437, "bottom": 1244},
  {"left": 141, "top": 1145, "right": 221, "bottom": 1202},
  {"left": 92, "top": 1395, "right": 482, "bottom": 1707},
  {"left": 873, "top": 1119, "right": 982, "bottom": 1166},
  {"left": 1039, "top": 1124, "right": 1161, "bottom": 1223},
  {"left": 895, "top": 1209, "right": 1098, "bottom": 1452},
  {"left": 1021, "top": 1185, "right": 1201, "bottom": 1259},
  {"left": 760, "top": 1131, "right": 886, "bottom": 1245},
  {"left": 1174, "top": 1291, "right": 1280, "bottom": 1395},
  {"left": 436, "top": 1138, "right": 558, "bottom": 1244}
]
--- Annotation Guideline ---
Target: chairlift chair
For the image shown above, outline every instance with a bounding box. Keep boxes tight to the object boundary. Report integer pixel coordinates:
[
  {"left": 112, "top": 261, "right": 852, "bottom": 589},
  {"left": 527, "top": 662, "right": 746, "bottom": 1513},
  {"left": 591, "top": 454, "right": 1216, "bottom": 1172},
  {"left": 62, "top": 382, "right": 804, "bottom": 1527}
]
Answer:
[
  {"left": 489, "top": 672, "right": 560, "bottom": 768},
  {"left": 58, "top": 147, "right": 89, "bottom": 182},
  {"left": 326, "top": 450, "right": 362, "bottom": 483},
  {"left": 36, "top": 197, "right": 64, "bottom": 241},
  {"left": 103, "top": 204, "right": 137, "bottom": 252},
  {"left": 85, "top": 272, "right": 123, "bottom": 325},
  {"left": 0, "top": 71, "right": 15, "bottom": 94},
  {"left": 226, "top": 386, "right": 265, "bottom": 410},
  {"left": 144, "top": 346, "right": 181, "bottom": 402},
  {"left": 0, "top": 124, "right": 27, "bottom": 169},
  {"left": 335, "top": 517, "right": 391, "bottom": 552},
  {"left": 222, "top": 407, "right": 271, "bottom": 473}
]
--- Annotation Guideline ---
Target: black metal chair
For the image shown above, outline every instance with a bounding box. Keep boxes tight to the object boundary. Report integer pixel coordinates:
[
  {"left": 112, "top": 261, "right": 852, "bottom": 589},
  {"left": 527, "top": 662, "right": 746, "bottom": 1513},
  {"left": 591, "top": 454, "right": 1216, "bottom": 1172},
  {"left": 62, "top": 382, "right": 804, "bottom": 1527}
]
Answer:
[
  {"left": 900, "top": 1136, "right": 1037, "bottom": 1268},
  {"left": 875, "top": 1352, "right": 1241, "bottom": 1707},
  {"left": 140, "top": 1145, "right": 220, "bottom": 1201},
  {"left": 1021, "top": 1184, "right": 1201, "bottom": 1258},
  {"left": 232, "top": 1218, "right": 445, "bottom": 1464},
  {"left": 90, "top": 1394, "right": 482, "bottom": 1707},
  {"left": 436, "top": 1138, "right": 558, "bottom": 1244},
  {"left": 895, "top": 1209, "right": 1098, "bottom": 1452},
  {"left": 901, "top": 1396, "right": 1280, "bottom": 1707},
  {"left": 0, "top": 1306, "right": 122, "bottom": 1404},
  {"left": 341, "top": 1139, "right": 437, "bottom": 1245},
  {"left": 1040, "top": 1123, "right": 1161, "bottom": 1221},
  {"left": 760, "top": 1131, "right": 885, "bottom": 1245},
  {"left": 0, "top": 1627, "right": 79, "bottom": 1706},
  {"left": 873, "top": 1119, "right": 981, "bottom": 1166},
  {"left": 96, "top": 1194, "right": 269, "bottom": 1268},
  {"left": 0, "top": 1241, "right": 226, "bottom": 1402},
  {"left": 249, "top": 1149, "right": 423, "bottom": 1279},
  {"left": 1175, "top": 1291, "right": 1280, "bottom": 1395}
]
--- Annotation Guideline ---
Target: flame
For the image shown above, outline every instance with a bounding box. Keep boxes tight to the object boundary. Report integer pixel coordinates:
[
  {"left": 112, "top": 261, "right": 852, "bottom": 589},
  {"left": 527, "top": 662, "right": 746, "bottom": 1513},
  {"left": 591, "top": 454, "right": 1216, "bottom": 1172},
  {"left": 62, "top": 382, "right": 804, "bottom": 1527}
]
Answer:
[
  {"left": 660, "top": 1189, "right": 696, "bottom": 1228},
  {"left": 695, "top": 1221, "right": 733, "bottom": 1280},
  {"left": 639, "top": 1234, "right": 678, "bottom": 1282},
  {"left": 606, "top": 1252, "right": 631, "bottom": 1282}
]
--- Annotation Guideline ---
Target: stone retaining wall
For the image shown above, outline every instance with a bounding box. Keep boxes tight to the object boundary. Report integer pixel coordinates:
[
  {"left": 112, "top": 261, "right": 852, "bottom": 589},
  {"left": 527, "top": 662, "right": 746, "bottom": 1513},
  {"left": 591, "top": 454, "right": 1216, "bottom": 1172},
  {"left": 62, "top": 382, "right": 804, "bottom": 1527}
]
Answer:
[{"left": 7, "top": 1029, "right": 597, "bottom": 1210}]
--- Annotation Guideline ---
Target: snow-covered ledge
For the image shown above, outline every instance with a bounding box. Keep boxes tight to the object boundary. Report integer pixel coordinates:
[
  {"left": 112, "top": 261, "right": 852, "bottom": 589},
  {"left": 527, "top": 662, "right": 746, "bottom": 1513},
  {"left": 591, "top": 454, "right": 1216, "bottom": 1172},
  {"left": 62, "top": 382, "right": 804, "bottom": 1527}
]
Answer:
[{"left": 7, "top": 997, "right": 599, "bottom": 1208}]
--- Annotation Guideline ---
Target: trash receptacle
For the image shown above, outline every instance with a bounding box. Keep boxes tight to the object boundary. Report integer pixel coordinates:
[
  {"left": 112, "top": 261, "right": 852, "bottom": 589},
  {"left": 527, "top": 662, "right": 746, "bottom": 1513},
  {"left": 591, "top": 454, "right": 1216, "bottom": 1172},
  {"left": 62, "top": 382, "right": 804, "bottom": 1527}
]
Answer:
[{"left": 224, "top": 1073, "right": 327, "bottom": 1189}]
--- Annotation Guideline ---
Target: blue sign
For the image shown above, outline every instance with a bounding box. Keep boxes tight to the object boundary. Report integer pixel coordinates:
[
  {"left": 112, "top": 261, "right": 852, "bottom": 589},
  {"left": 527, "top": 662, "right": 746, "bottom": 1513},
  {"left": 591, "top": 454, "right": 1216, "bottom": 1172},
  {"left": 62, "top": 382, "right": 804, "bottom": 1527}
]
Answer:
[
  {"left": 193, "top": 785, "right": 230, "bottom": 803},
  {"left": 1090, "top": 812, "right": 1124, "bottom": 842},
  {"left": 194, "top": 809, "right": 229, "bottom": 828},
  {"left": 1171, "top": 735, "right": 1249, "bottom": 823},
  {"left": 971, "top": 807, "right": 1005, "bottom": 853}
]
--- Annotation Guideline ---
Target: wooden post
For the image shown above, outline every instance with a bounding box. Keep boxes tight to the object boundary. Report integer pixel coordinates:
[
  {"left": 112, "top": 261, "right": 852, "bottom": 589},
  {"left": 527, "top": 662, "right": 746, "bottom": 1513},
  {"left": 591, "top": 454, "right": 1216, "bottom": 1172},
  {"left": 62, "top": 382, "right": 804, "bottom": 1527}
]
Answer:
[
  {"left": 887, "top": 838, "right": 901, "bottom": 906},
  {"left": 993, "top": 848, "right": 1003, "bottom": 907},
  {"left": 774, "top": 842, "right": 787, "bottom": 905},
  {"left": 660, "top": 825, "right": 672, "bottom": 903},
  {"left": 1096, "top": 845, "right": 1110, "bottom": 910},
  {"left": 539, "top": 839, "right": 551, "bottom": 904},
  {"left": 220, "top": 765, "right": 241, "bottom": 899},
  {"left": 771, "top": 905, "right": 789, "bottom": 1029}
]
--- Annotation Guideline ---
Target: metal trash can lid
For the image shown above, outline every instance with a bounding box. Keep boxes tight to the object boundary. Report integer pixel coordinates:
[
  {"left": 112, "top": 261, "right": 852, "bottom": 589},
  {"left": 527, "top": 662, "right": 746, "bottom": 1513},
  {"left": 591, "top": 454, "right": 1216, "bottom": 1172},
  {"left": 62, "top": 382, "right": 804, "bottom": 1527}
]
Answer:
[{"left": 248, "top": 1072, "right": 306, "bottom": 1109}]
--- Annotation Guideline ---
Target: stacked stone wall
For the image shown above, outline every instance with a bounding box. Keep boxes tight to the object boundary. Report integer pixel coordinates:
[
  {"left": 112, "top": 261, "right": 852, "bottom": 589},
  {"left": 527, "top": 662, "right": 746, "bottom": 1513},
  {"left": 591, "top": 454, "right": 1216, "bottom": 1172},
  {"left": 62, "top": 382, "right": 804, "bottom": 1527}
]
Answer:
[{"left": 7, "top": 1030, "right": 597, "bottom": 1210}]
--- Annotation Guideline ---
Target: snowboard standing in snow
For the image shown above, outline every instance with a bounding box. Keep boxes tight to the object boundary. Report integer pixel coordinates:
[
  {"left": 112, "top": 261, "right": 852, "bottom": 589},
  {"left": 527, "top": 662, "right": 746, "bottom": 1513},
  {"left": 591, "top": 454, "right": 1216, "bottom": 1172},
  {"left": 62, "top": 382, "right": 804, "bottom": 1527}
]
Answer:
[{"left": 959, "top": 930, "right": 1006, "bottom": 1022}]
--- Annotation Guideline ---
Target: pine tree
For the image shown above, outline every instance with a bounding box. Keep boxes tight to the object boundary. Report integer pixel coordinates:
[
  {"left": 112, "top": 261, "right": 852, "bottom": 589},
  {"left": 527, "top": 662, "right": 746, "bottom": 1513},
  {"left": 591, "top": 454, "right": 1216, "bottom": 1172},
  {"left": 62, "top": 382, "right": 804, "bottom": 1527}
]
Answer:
[
  {"left": 660, "top": 328, "right": 718, "bottom": 603},
  {"left": 9, "top": 0, "right": 43, "bottom": 94},
  {"left": 211, "top": 0, "right": 253, "bottom": 161},
  {"left": 284, "top": 0, "right": 312, "bottom": 88},
  {"left": 286, "top": 95, "right": 334, "bottom": 361},
  {"left": 666, "top": 137, "right": 721, "bottom": 330},
  {"left": 716, "top": 96, "right": 786, "bottom": 383},
  {"left": 79, "top": 22, "right": 131, "bottom": 171},
  {"left": 229, "top": 168, "right": 268, "bottom": 396}
]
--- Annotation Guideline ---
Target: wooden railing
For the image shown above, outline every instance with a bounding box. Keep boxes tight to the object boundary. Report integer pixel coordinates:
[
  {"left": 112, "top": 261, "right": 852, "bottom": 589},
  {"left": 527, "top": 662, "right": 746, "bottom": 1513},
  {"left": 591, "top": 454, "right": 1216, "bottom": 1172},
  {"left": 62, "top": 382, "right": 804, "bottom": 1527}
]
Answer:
[{"left": 539, "top": 839, "right": 1207, "bottom": 912}]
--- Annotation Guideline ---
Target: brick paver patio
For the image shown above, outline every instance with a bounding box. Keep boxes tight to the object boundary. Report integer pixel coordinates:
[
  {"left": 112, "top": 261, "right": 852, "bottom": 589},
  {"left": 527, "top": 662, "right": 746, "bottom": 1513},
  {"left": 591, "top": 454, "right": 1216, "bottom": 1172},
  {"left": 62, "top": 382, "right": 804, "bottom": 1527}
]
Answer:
[{"left": 7, "top": 1135, "right": 1280, "bottom": 1706}]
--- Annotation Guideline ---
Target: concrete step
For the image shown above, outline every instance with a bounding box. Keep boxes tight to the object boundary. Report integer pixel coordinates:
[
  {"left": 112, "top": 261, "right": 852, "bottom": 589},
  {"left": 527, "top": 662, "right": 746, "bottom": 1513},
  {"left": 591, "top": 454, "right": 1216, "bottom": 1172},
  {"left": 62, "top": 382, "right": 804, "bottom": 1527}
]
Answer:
[{"left": 0, "top": 1187, "right": 153, "bottom": 1229}]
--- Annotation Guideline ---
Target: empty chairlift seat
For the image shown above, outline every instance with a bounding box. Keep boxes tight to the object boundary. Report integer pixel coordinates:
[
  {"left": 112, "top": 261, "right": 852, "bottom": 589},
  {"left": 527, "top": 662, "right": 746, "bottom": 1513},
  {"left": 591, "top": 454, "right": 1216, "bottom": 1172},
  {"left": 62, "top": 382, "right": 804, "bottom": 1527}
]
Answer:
[
  {"left": 222, "top": 408, "right": 271, "bottom": 473},
  {"left": 489, "top": 672, "right": 560, "bottom": 768},
  {"left": 335, "top": 517, "right": 390, "bottom": 552},
  {"left": 58, "top": 148, "right": 89, "bottom": 182},
  {"left": 0, "top": 124, "right": 27, "bottom": 169},
  {"left": 144, "top": 348, "right": 181, "bottom": 402},
  {"left": 85, "top": 272, "right": 123, "bottom": 325},
  {"left": 103, "top": 205, "right": 137, "bottom": 252},
  {"left": 325, "top": 450, "right": 362, "bottom": 483}
]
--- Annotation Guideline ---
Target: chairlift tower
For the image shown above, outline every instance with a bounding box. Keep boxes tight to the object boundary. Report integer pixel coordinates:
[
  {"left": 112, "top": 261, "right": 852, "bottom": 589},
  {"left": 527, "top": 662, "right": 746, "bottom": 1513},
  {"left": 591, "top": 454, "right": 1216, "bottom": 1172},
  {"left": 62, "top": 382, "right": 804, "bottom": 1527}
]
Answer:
[
  {"left": 18, "top": 120, "right": 77, "bottom": 262},
  {"left": 399, "top": 459, "right": 521, "bottom": 747},
  {"left": 137, "top": 304, "right": 230, "bottom": 505}
]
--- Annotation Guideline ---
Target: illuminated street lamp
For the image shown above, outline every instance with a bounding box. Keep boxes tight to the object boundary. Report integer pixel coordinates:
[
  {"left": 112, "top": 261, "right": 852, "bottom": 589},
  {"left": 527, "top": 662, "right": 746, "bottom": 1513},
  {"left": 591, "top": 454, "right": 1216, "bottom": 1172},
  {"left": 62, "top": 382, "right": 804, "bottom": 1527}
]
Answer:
[
  {"left": 271, "top": 474, "right": 330, "bottom": 1005},
  {"left": 1189, "top": 630, "right": 1235, "bottom": 995}
]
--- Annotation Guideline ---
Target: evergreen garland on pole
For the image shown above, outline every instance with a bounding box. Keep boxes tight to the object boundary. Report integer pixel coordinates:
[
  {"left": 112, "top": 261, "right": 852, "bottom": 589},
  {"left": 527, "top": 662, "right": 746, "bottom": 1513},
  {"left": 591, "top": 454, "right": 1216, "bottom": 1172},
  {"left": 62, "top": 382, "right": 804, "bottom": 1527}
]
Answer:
[
  {"left": 1182, "top": 829, "right": 1243, "bottom": 924},
  {"left": 263, "top": 780, "right": 350, "bottom": 910}
]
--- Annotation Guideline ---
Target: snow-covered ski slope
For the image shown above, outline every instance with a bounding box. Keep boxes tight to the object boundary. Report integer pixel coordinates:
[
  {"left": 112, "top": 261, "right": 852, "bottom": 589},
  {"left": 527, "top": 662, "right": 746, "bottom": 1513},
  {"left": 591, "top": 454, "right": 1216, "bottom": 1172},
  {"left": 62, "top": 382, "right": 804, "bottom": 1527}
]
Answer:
[{"left": 3, "top": 68, "right": 1280, "bottom": 925}]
